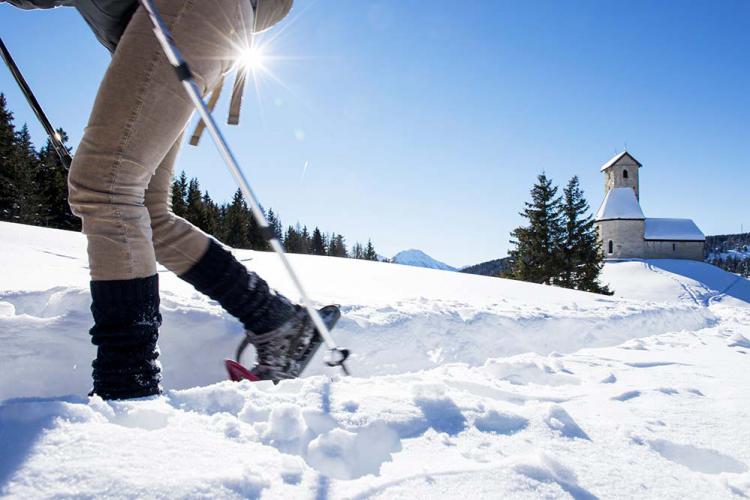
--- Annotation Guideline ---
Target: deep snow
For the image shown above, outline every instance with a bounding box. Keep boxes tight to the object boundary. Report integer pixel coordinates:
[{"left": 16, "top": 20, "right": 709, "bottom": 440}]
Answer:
[{"left": 1, "top": 221, "right": 749, "bottom": 499}]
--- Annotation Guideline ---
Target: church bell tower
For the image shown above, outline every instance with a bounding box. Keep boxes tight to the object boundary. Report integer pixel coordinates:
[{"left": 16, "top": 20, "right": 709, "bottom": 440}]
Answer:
[{"left": 600, "top": 151, "right": 642, "bottom": 200}]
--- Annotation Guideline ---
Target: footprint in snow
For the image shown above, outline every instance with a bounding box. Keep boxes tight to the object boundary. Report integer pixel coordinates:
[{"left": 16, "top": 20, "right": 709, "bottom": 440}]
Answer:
[
  {"left": 728, "top": 333, "right": 750, "bottom": 349},
  {"left": 611, "top": 390, "right": 641, "bottom": 402},
  {"left": 645, "top": 439, "right": 748, "bottom": 475},
  {"left": 545, "top": 405, "right": 590, "bottom": 440}
]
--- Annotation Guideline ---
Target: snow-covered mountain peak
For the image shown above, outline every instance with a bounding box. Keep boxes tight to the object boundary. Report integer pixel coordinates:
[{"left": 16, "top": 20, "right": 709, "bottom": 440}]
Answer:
[{"left": 391, "top": 249, "right": 456, "bottom": 271}]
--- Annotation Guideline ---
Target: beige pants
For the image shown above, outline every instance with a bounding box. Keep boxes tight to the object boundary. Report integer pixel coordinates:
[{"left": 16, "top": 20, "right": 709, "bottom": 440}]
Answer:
[{"left": 69, "top": 0, "right": 253, "bottom": 281}]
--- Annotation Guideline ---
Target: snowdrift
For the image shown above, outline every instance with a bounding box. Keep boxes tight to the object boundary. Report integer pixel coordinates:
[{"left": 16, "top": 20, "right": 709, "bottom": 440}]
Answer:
[
  {"left": 0, "top": 222, "right": 716, "bottom": 399},
  {"left": 2, "top": 222, "right": 750, "bottom": 498}
]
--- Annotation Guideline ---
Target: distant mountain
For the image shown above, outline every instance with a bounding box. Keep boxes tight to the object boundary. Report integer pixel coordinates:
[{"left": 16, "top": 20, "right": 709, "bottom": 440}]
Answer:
[
  {"left": 391, "top": 249, "right": 456, "bottom": 271},
  {"left": 461, "top": 257, "right": 511, "bottom": 277}
]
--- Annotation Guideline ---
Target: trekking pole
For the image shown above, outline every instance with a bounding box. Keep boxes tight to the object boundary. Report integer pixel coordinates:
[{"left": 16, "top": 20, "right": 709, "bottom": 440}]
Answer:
[
  {"left": 0, "top": 37, "right": 72, "bottom": 170},
  {"left": 139, "top": 0, "right": 351, "bottom": 375}
]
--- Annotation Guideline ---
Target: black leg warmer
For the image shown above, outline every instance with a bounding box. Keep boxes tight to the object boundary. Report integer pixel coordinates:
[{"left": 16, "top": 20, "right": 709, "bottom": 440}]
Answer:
[
  {"left": 180, "top": 240, "right": 295, "bottom": 334},
  {"left": 89, "top": 274, "right": 162, "bottom": 400}
]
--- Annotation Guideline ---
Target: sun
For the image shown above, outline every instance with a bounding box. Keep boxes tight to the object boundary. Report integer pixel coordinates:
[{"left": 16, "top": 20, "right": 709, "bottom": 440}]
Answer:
[{"left": 241, "top": 46, "right": 266, "bottom": 71}]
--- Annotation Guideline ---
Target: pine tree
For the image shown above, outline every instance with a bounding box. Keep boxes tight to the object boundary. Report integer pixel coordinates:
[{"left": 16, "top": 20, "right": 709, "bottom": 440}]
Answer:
[
  {"left": 267, "top": 208, "right": 283, "bottom": 241},
  {"left": 37, "top": 129, "right": 79, "bottom": 230},
  {"left": 284, "top": 225, "right": 301, "bottom": 253},
  {"left": 506, "top": 173, "right": 564, "bottom": 284},
  {"left": 12, "top": 125, "right": 42, "bottom": 224},
  {"left": 310, "top": 227, "right": 326, "bottom": 255},
  {"left": 364, "top": 239, "right": 378, "bottom": 261},
  {"left": 202, "top": 191, "right": 221, "bottom": 235},
  {"left": 171, "top": 171, "right": 188, "bottom": 218},
  {"left": 223, "top": 189, "right": 250, "bottom": 248},
  {"left": 351, "top": 242, "right": 364, "bottom": 259},
  {"left": 328, "top": 233, "right": 347, "bottom": 257},
  {"left": 185, "top": 178, "right": 207, "bottom": 229},
  {"left": 247, "top": 204, "right": 270, "bottom": 251},
  {"left": 0, "top": 94, "right": 18, "bottom": 221},
  {"left": 560, "top": 176, "right": 611, "bottom": 294}
]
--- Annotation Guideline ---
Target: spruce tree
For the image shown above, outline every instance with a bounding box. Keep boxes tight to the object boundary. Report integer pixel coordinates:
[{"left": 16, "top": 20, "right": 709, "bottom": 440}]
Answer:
[
  {"left": 37, "top": 129, "right": 79, "bottom": 230},
  {"left": 185, "top": 178, "right": 207, "bottom": 229},
  {"left": 12, "top": 125, "right": 42, "bottom": 224},
  {"left": 222, "top": 189, "right": 250, "bottom": 248},
  {"left": 351, "top": 242, "right": 364, "bottom": 259},
  {"left": 171, "top": 171, "right": 188, "bottom": 218},
  {"left": 310, "top": 227, "right": 326, "bottom": 255},
  {"left": 0, "top": 94, "right": 18, "bottom": 221},
  {"left": 364, "top": 239, "right": 378, "bottom": 261},
  {"left": 202, "top": 191, "right": 221, "bottom": 235},
  {"left": 267, "top": 208, "right": 283, "bottom": 241},
  {"left": 506, "top": 173, "right": 564, "bottom": 284},
  {"left": 247, "top": 204, "right": 270, "bottom": 251},
  {"left": 284, "top": 225, "right": 301, "bottom": 253},
  {"left": 560, "top": 176, "right": 611, "bottom": 294}
]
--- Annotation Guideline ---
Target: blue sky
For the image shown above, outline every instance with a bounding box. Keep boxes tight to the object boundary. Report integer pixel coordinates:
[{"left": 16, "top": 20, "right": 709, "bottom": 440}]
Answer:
[{"left": 2, "top": 0, "right": 748, "bottom": 266}]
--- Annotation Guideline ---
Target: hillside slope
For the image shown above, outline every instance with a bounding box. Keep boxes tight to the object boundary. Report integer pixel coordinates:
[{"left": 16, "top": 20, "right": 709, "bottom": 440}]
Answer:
[{"left": 1, "top": 222, "right": 749, "bottom": 499}]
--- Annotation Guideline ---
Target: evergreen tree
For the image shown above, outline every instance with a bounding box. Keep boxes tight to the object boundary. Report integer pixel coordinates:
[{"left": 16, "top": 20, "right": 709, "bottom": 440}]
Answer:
[
  {"left": 364, "top": 239, "right": 378, "bottom": 261},
  {"left": 185, "top": 178, "right": 207, "bottom": 229},
  {"left": 222, "top": 189, "right": 250, "bottom": 248},
  {"left": 351, "top": 242, "right": 364, "bottom": 259},
  {"left": 284, "top": 225, "right": 302, "bottom": 253},
  {"left": 171, "top": 171, "right": 188, "bottom": 218},
  {"left": 299, "top": 225, "right": 311, "bottom": 254},
  {"left": 11, "top": 125, "right": 42, "bottom": 224},
  {"left": 37, "top": 129, "right": 79, "bottom": 230},
  {"left": 560, "top": 176, "right": 611, "bottom": 294},
  {"left": 310, "top": 227, "right": 326, "bottom": 255},
  {"left": 506, "top": 173, "right": 564, "bottom": 284},
  {"left": 0, "top": 94, "right": 17, "bottom": 221},
  {"left": 202, "top": 191, "right": 221, "bottom": 235},
  {"left": 267, "top": 208, "right": 283, "bottom": 241},
  {"left": 247, "top": 204, "right": 270, "bottom": 251},
  {"left": 327, "top": 233, "right": 347, "bottom": 257}
]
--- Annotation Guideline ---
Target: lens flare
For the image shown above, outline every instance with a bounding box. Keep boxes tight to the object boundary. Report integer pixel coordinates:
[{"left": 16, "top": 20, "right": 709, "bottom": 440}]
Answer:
[{"left": 241, "top": 46, "right": 266, "bottom": 71}]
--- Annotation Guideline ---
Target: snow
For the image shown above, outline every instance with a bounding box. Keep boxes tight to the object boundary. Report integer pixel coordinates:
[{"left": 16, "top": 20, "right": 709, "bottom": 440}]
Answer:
[
  {"left": 644, "top": 218, "right": 705, "bottom": 241},
  {"left": 594, "top": 187, "right": 645, "bottom": 221},
  {"left": 599, "top": 150, "right": 641, "bottom": 172},
  {"left": 2, "top": 221, "right": 750, "bottom": 498},
  {"left": 391, "top": 249, "right": 456, "bottom": 271}
]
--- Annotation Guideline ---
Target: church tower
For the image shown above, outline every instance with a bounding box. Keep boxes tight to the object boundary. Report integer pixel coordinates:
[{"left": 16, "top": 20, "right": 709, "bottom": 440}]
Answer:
[{"left": 600, "top": 151, "right": 642, "bottom": 200}]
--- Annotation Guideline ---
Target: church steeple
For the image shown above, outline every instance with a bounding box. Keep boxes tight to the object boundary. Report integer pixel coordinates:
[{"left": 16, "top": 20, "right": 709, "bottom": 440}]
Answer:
[{"left": 600, "top": 151, "right": 642, "bottom": 200}]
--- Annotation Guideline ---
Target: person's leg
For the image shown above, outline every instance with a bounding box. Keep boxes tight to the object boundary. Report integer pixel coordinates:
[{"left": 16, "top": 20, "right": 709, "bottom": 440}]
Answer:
[
  {"left": 144, "top": 137, "right": 296, "bottom": 335},
  {"left": 68, "top": 0, "right": 249, "bottom": 399}
]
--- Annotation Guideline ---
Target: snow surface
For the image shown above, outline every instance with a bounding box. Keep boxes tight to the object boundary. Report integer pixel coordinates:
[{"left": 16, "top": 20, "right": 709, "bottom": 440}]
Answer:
[
  {"left": 599, "top": 150, "right": 641, "bottom": 172},
  {"left": 644, "top": 218, "right": 705, "bottom": 241},
  {"left": 594, "top": 187, "right": 645, "bottom": 221},
  {"left": 2, "top": 222, "right": 750, "bottom": 499},
  {"left": 390, "top": 249, "right": 456, "bottom": 271}
]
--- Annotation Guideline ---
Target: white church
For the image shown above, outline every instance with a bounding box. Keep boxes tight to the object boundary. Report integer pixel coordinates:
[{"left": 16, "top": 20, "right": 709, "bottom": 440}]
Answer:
[{"left": 595, "top": 151, "right": 705, "bottom": 260}]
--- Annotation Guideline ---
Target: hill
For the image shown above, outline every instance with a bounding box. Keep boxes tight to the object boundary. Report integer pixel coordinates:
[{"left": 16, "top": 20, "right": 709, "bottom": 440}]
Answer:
[
  {"left": 391, "top": 249, "right": 456, "bottom": 271},
  {"left": 1, "top": 222, "right": 749, "bottom": 498},
  {"left": 460, "top": 257, "right": 511, "bottom": 277}
]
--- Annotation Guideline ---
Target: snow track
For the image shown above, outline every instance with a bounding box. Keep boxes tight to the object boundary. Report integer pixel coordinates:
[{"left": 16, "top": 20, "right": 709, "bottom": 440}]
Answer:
[{"left": 1, "top": 222, "right": 750, "bottom": 498}]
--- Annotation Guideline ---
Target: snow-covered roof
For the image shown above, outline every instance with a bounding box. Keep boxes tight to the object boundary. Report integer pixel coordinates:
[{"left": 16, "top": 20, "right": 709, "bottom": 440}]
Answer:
[
  {"left": 595, "top": 187, "right": 645, "bottom": 221},
  {"left": 600, "top": 151, "right": 642, "bottom": 172},
  {"left": 644, "top": 218, "right": 705, "bottom": 241}
]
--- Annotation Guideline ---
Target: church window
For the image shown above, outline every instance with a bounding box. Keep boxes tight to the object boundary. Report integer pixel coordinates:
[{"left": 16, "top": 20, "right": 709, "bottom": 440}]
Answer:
[
  {"left": 608, "top": 240, "right": 614, "bottom": 254},
  {"left": 623, "top": 169, "right": 629, "bottom": 179}
]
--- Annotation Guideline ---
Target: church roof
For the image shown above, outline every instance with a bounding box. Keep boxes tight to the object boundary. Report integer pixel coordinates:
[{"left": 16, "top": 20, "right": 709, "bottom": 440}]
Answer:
[
  {"left": 595, "top": 187, "right": 645, "bottom": 221},
  {"left": 644, "top": 218, "right": 705, "bottom": 241},
  {"left": 600, "top": 151, "right": 642, "bottom": 172}
]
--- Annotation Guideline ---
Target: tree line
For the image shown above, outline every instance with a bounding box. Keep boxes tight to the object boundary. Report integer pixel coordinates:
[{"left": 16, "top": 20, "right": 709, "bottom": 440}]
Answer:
[
  {"left": 504, "top": 173, "right": 612, "bottom": 294},
  {"left": 0, "top": 94, "right": 79, "bottom": 230},
  {"left": 170, "top": 171, "right": 380, "bottom": 259},
  {"left": 0, "top": 93, "right": 380, "bottom": 260}
]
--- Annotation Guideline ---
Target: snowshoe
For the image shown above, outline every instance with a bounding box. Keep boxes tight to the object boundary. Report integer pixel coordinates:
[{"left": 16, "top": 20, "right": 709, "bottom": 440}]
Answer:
[{"left": 225, "top": 304, "right": 341, "bottom": 383}]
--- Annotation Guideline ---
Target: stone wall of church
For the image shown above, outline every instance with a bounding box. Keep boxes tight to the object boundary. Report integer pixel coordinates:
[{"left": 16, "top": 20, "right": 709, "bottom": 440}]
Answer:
[
  {"left": 596, "top": 219, "right": 646, "bottom": 259},
  {"left": 643, "top": 240, "right": 705, "bottom": 260}
]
